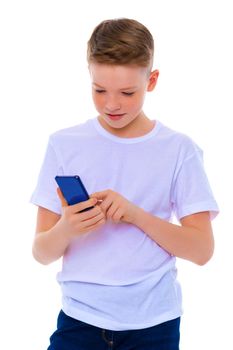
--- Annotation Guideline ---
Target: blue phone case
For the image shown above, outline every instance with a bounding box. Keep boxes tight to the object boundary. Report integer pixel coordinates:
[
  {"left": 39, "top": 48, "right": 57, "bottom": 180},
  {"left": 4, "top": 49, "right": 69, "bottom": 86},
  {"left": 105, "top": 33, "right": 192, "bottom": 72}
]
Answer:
[{"left": 55, "top": 175, "right": 94, "bottom": 212}]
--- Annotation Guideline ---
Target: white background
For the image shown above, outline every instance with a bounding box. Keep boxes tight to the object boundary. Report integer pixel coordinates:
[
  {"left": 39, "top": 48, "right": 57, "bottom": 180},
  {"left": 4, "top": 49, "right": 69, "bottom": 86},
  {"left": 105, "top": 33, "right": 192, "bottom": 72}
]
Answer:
[{"left": 0, "top": 1, "right": 232, "bottom": 349}]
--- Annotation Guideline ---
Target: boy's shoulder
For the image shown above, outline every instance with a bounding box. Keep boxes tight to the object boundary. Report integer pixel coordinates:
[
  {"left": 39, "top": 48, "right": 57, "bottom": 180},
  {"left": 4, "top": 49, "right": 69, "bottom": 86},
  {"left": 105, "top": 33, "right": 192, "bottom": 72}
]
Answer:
[
  {"left": 51, "top": 118, "right": 93, "bottom": 138},
  {"left": 48, "top": 119, "right": 97, "bottom": 147},
  {"left": 158, "top": 121, "right": 202, "bottom": 157},
  {"left": 159, "top": 121, "right": 195, "bottom": 143}
]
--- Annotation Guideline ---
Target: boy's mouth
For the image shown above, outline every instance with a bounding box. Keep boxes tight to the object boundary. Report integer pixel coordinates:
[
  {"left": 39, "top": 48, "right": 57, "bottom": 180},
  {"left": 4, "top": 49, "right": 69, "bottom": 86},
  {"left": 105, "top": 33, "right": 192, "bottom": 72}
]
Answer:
[{"left": 107, "top": 113, "right": 125, "bottom": 121}]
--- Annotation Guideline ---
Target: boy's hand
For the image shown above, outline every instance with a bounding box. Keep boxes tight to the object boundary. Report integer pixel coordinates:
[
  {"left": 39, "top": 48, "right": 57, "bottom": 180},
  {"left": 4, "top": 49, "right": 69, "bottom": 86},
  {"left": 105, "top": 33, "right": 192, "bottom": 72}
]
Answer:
[
  {"left": 56, "top": 187, "right": 106, "bottom": 238},
  {"left": 90, "top": 190, "right": 138, "bottom": 224}
]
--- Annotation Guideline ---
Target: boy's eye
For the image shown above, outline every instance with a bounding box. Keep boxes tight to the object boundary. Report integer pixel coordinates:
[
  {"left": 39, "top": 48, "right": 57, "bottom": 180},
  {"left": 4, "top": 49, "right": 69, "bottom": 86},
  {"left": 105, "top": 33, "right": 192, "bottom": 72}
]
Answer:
[
  {"left": 122, "top": 92, "right": 134, "bottom": 96},
  {"left": 95, "top": 89, "right": 105, "bottom": 93},
  {"left": 94, "top": 90, "right": 134, "bottom": 96}
]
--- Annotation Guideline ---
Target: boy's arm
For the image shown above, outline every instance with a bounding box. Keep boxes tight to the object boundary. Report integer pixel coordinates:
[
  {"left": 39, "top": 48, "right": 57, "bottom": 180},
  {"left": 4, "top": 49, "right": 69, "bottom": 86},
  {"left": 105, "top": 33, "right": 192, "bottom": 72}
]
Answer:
[
  {"left": 32, "top": 207, "right": 71, "bottom": 265},
  {"left": 90, "top": 189, "right": 214, "bottom": 266},
  {"left": 32, "top": 194, "right": 105, "bottom": 265},
  {"left": 132, "top": 208, "right": 214, "bottom": 265}
]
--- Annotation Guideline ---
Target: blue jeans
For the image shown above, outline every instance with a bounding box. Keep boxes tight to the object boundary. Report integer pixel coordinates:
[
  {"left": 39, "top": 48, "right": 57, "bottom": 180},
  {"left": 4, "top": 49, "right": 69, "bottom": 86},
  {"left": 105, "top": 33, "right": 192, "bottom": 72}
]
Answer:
[{"left": 48, "top": 310, "right": 180, "bottom": 350}]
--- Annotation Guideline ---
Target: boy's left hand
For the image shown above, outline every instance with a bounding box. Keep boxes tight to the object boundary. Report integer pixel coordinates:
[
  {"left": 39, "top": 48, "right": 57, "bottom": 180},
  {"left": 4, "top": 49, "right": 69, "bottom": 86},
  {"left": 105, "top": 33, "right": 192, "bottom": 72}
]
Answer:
[{"left": 90, "top": 190, "right": 138, "bottom": 224}]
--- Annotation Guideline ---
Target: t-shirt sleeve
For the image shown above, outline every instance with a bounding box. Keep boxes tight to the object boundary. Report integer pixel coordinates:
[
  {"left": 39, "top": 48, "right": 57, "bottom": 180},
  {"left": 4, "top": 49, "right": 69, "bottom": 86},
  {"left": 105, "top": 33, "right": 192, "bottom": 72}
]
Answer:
[
  {"left": 171, "top": 143, "right": 219, "bottom": 221},
  {"left": 30, "top": 136, "right": 63, "bottom": 215}
]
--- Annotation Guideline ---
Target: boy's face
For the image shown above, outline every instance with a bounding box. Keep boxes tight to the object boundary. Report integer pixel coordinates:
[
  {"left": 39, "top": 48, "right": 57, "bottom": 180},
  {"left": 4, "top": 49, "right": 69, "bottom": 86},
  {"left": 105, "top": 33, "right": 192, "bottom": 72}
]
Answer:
[{"left": 89, "top": 63, "right": 158, "bottom": 135}]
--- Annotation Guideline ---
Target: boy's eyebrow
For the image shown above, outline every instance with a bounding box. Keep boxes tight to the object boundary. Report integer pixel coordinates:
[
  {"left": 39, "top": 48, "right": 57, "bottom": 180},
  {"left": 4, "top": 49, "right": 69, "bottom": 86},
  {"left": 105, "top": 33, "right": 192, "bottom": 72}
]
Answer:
[{"left": 92, "top": 82, "right": 137, "bottom": 90}]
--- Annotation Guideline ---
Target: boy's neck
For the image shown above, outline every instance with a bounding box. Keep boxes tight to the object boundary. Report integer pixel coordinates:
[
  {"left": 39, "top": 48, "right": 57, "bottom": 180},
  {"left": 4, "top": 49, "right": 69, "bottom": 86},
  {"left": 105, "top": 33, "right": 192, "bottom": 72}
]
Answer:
[{"left": 97, "top": 113, "right": 155, "bottom": 138}]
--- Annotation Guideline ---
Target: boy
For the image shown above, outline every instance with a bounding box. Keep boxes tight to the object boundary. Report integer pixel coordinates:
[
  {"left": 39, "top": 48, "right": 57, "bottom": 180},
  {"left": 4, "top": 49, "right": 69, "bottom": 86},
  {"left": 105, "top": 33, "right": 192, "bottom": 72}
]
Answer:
[{"left": 31, "top": 18, "right": 219, "bottom": 349}]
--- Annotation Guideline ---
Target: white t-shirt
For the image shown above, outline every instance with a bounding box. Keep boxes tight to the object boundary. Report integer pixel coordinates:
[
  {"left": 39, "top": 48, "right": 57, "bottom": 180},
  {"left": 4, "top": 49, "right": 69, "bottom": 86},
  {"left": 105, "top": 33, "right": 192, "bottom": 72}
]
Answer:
[{"left": 30, "top": 118, "right": 219, "bottom": 330}]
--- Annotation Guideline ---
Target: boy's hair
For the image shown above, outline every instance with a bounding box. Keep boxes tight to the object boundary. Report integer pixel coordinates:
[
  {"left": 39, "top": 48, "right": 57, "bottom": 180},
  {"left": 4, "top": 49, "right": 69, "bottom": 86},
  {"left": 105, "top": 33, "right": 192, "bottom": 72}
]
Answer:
[{"left": 87, "top": 18, "right": 154, "bottom": 70}]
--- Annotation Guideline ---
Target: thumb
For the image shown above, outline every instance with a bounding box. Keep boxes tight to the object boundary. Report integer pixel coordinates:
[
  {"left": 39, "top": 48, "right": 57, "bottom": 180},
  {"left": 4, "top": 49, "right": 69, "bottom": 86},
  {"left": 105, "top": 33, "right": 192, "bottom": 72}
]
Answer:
[
  {"left": 56, "top": 187, "right": 68, "bottom": 207},
  {"left": 90, "top": 190, "right": 107, "bottom": 200},
  {"left": 89, "top": 192, "right": 103, "bottom": 203}
]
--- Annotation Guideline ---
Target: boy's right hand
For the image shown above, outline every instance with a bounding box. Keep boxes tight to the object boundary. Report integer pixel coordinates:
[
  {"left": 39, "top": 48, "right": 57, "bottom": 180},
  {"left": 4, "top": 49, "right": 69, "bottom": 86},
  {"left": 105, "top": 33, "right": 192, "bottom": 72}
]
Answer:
[{"left": 56, "top": 187, "right": 106, "bottom": 239}]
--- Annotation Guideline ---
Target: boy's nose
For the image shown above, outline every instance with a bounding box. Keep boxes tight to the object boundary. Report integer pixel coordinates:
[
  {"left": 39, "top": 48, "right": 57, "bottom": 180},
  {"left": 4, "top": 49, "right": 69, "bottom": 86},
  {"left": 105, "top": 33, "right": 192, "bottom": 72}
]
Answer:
[{"left": 105, "top": 97, "right": 121, "bottom": 112}]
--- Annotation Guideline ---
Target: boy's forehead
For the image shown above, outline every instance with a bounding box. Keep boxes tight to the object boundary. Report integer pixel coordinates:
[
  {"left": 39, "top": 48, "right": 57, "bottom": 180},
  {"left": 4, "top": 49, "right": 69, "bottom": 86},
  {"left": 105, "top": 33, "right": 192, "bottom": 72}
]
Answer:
[{"left": 89, "top": 63, "right": 148, "bottom": 88}]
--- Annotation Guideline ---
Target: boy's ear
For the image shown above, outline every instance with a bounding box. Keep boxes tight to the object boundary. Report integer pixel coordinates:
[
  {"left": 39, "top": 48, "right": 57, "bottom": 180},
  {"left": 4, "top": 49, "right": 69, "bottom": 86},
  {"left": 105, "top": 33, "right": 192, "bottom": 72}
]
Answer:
[{"left": 147, "top": 70, "right": 159, "bottom": 91}]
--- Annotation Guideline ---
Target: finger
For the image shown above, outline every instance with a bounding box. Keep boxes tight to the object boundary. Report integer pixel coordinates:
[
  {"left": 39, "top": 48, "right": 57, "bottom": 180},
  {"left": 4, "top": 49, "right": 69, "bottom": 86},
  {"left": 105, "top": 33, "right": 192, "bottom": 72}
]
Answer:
[
  {"left": 56, "top": 187, "right": 68, "bottom": 207},
  {"left": 106, "top": 202, "right": 120, "bottom": 219},
  {"left": 70, "top": 197, "right": 98, "bottom": 213},
  {"left": 90, "top": 190, "right": 109, "bottom": 200},
  {"left": 112, "top": 208, "right": 124, "bottom": 223},
  {"left": 78, "top": 205, "right": 103, "bottom": 221},
  {"left": 99, "top": 197, "right": 113, "bottom": 215},
  {"left": 84, "top": 217, "right": 106, "bottom": 232},
  {"left": 82, "top": 211, "right": 105, "bottom": 226}
]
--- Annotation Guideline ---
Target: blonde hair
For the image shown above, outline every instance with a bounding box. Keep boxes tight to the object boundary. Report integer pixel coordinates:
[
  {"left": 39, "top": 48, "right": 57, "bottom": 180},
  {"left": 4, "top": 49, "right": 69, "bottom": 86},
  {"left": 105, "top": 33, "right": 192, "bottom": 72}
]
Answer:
[{"left": 87, "top": 18, "right": 154, "bottom": 69}]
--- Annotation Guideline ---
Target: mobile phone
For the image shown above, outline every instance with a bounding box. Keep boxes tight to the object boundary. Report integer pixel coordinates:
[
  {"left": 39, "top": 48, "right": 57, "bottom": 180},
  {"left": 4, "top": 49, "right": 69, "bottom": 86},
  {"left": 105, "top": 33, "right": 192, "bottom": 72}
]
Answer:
[{"left": 55, "top": 175, "right": 94, "bottom": 212}]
